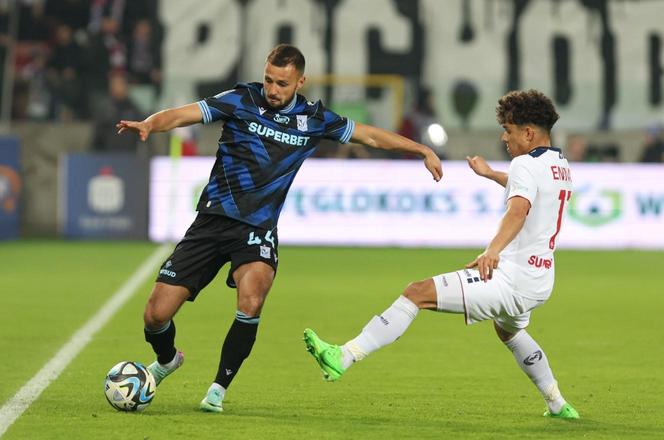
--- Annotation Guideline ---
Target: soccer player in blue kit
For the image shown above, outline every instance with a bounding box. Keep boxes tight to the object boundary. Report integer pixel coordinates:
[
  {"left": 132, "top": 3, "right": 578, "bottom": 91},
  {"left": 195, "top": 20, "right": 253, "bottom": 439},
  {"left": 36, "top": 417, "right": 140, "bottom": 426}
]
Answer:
[{"left": 117, "top": 44, "right": 442, "bottom": 412}]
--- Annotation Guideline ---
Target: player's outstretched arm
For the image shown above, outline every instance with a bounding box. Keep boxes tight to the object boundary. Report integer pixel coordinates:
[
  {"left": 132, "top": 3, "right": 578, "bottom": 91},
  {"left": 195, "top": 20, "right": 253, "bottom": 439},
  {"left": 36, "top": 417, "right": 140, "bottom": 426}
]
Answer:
[
  {"left": 350, "top": 122, "right": 442, "bottom": 182},
  {"left": 465, "top": 196, "right": 530, "bottom": 281},
  {"left": 466, "top": 155, "right": 508, "bottom": 187},
  {"left": 116, "top": 103, "right": 203, "bottom": 142}
]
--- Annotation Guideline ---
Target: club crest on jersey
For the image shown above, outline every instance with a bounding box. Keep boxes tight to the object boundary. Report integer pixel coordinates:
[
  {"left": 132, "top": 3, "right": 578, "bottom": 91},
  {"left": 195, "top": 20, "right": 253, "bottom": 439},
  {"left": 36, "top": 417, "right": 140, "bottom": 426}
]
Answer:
[
  {"left": 273, "top": 114, "right": 290, "bottom": 124},
  {"left": 297, "top": 115, "right": 308, "bottom": 131}
]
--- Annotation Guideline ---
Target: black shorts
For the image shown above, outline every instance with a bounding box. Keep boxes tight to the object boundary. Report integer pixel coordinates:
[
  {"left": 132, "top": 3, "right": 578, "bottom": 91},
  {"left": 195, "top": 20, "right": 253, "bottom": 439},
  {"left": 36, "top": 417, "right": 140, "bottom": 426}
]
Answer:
[{"left": 155, "top": 213, "right": 279, "bottom": 301}]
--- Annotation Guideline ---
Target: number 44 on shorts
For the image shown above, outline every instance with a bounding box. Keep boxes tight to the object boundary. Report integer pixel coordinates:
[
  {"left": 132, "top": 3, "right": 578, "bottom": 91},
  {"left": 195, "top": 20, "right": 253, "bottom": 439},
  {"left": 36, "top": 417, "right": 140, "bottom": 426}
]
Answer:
[
  {"left": 246, "top": 231, "right": 275, "bottom": 246},
  {"left": 247, "top": 231, "right": 276, "bottom": 261}
]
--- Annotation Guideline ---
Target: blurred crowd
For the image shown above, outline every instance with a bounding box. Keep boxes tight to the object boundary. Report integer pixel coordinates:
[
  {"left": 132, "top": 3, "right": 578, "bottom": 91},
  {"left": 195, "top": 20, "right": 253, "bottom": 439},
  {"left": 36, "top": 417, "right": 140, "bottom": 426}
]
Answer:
[
  {"left": 638, "top": 125, "right": 664, "bottom": 163},
  {"left": 564, "top": 134, "right": 621, "bottom": 163},
  {"left": 563, "top": 125, "right": 664, "bottom": 164},
  {"left": 2, "top": 0, "right": 161, "bottom": 127},
  {"left": 1, "top": 1, "right": 662, "bottom": 163}
]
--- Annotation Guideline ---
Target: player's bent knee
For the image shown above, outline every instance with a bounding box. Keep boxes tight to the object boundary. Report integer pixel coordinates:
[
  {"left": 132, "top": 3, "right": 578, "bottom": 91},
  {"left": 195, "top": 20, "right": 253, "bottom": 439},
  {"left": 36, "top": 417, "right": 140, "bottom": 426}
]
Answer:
[
  {"left": 143, "top": 306, "right": 171, "bottom": 329},
  {"left": 493, "top": 321, "right": 519, "bottom": 342},
  {"left": 238, "top": 290, "right": 268, "bottom": 316},
  {"left": 143, "top": 283, "right": 190, "bottom": 328},
  {"left": 143, "top": 297, "right": 176, "bottom": 328},
  {"left": 402, "top": 281, "right": 419, "bottom": 297},
  {"left": 143, "top": 296, "right": 177, "bottom": 329},
  {"left": 240, "top": 298, "right": 264, "bottom": 316},
  {"left": 403, "top": 280, "right": 437, "bottom": 309}
]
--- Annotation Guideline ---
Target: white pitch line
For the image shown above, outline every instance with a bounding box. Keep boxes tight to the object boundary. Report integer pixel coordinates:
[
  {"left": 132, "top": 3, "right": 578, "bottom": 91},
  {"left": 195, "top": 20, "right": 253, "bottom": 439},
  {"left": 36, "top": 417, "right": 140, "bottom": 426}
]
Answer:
[{"left": 0, "top": 244, "right": 172, "bottom": 438}]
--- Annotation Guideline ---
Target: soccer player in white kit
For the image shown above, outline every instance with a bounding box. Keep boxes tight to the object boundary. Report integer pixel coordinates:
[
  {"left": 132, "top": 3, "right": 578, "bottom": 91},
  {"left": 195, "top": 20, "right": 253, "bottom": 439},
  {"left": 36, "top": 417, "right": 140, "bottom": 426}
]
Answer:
[{"left": 304, "top": 89, "right": 579, "bottom": 419}]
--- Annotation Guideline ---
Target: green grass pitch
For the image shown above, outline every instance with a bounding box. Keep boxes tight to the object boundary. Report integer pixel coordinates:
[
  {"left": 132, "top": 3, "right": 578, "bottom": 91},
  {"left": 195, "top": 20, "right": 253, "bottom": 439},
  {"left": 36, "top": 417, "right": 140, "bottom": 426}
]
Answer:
[{"left": 1, "top": 241, "right": 662, "bottom": 439}]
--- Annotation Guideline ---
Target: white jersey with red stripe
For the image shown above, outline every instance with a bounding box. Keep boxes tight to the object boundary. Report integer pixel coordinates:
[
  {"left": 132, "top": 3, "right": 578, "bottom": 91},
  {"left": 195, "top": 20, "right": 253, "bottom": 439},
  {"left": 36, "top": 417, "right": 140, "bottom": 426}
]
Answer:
[{"left": 499, "top": 146, "right": 573, "bottom": 300}]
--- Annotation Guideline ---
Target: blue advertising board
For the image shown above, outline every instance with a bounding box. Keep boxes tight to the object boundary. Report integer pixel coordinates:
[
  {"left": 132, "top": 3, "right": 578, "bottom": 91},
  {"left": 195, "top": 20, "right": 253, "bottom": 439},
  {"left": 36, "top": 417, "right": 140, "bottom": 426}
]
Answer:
[
  {"left": 61, "top": 153, "right": 148, "bottom": 239},
  {"left": 0, "top": 136, "right": 21, "bottom": 240}
]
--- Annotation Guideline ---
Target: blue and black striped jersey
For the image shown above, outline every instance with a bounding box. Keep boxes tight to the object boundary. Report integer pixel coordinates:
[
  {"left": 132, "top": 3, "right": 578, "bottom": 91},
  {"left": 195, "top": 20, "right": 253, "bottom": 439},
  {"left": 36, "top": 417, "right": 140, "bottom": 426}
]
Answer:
[{"left": 195, "top": 82, "right": 355, "bottom": 229}]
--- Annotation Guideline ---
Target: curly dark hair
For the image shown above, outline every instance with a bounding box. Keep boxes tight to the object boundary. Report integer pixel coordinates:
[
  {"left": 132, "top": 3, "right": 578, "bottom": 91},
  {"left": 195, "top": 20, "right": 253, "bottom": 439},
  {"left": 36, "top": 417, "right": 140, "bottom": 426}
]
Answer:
[{"left": 496, "top": 89, "right": 559, "bottom": 132}]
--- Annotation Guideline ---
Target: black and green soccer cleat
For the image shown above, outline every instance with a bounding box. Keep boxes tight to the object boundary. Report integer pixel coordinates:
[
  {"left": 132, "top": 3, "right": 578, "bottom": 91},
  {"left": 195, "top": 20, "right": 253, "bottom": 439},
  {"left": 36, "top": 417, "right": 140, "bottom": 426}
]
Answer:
[{"left": 303, "top": 328, "right": 346, "bottom": 382}]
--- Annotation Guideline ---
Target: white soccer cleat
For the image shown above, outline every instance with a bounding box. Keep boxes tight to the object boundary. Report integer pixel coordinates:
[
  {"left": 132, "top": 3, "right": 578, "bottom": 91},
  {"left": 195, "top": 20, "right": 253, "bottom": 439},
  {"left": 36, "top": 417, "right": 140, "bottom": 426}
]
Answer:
[
  {"left": 147, "top": 351, "right": 184, "bottom": 386},
  {"left": 199, "top": 385, "right": 224, "bottom": 413}
]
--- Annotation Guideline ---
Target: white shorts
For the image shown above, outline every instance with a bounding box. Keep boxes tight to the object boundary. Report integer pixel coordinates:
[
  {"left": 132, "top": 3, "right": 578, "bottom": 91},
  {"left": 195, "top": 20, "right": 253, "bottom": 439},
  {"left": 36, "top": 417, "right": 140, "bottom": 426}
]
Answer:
[{"left": 432, "top": 264, "right": 546, "bottom": 333}]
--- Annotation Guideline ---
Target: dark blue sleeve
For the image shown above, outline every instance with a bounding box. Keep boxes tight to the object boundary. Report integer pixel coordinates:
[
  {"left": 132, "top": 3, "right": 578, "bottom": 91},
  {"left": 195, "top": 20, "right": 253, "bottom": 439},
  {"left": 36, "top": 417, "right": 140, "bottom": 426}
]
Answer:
[
  {"left": 320, "top": 105, "right": 355, "bottom": 144},
  {"left": 197, "top": 89, "right": 241, "bottom": 124}
]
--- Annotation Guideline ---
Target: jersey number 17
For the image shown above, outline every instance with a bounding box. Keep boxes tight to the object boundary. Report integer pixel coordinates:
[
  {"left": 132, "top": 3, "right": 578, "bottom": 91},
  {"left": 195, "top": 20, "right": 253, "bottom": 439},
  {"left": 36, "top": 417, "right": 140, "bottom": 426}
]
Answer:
[{"left": 549, "top": 189, "right": 572, "bottom": 250}]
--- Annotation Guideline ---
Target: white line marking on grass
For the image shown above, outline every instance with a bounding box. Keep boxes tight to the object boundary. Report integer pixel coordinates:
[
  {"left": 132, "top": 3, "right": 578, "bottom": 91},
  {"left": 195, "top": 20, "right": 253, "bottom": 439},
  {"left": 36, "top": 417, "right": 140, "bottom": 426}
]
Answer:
[{"left": 0, "top": 244, "right": 171, "bottom": 438}]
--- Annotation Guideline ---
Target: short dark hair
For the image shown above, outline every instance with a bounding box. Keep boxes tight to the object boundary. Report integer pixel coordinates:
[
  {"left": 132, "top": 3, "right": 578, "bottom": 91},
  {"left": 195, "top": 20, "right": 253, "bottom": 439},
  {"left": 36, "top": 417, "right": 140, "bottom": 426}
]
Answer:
[
  {"left": 266, "top": 44, "right": 305, "bottom": 74},
  {"left": 496, "top": 89, "right": 559, "bottom": 132}
]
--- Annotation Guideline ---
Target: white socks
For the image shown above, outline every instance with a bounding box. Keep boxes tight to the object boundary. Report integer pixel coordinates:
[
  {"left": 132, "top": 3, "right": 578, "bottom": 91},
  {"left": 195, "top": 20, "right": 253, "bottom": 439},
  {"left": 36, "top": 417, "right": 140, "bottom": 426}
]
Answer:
[
  {"left": 504, "top": 330, "right": 566, "bottom": 413},
  {"left": 341, "top": 296, "right": 419, "bottom": 369}
]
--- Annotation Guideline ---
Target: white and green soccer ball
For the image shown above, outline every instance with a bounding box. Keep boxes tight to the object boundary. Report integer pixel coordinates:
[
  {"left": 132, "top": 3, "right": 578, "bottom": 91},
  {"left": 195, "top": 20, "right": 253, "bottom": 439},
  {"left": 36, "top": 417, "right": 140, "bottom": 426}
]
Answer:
[{"left": 104, "top": 361, "right": 156, "bottom": 412}]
